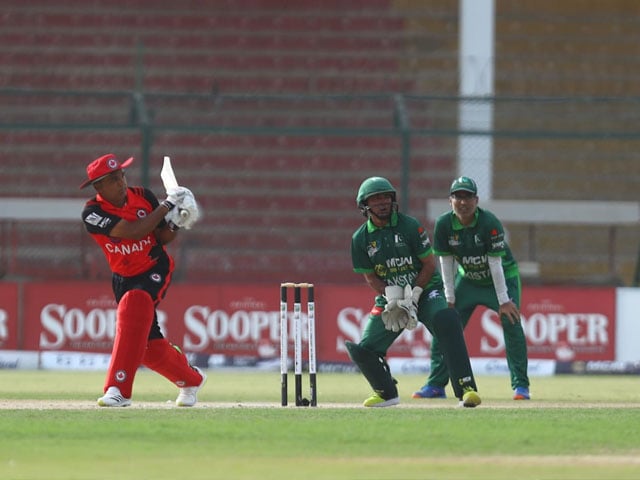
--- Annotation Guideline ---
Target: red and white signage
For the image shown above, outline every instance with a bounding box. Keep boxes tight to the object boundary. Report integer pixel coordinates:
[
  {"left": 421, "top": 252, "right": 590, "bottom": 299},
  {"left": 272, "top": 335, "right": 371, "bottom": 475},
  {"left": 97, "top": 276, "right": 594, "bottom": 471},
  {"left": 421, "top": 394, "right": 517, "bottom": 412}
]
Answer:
[
  {"left": 0, "top": 283, "right": 19, "bottom": 350},
  {"left": 465, "top": 286, "right": 616, "bottom": 361},
  {"left": 13, "top": 282, "right": 617, "bottom": 363},
  {"left": 22, "top": 282, "right": 116, "bottom": 352}
]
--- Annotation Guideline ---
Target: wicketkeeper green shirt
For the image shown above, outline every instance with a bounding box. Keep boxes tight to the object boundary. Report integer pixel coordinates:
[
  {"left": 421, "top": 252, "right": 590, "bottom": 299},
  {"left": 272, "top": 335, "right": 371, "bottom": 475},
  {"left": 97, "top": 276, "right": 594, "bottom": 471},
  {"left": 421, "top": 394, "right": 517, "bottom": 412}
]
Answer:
[
  {"left": 433, "top": 207, "right": 519, "bottom": 286},
  {"left": 351, "top": 211, "right": 441, "bottom": 290}
]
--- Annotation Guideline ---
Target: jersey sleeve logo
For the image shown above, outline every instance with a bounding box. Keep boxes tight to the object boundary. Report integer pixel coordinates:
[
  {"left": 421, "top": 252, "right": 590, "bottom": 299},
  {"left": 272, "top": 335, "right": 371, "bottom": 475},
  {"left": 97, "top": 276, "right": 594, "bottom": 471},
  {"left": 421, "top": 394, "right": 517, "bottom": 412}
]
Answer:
[
  {"left": 489, "top": 229, "right": 505, "bottom": 250},
  {"left": 417, "top": 228, "right": 430, "bottom": 248},
  {"left": 84, "top": 212, "right": 112, "bottom": 228}
]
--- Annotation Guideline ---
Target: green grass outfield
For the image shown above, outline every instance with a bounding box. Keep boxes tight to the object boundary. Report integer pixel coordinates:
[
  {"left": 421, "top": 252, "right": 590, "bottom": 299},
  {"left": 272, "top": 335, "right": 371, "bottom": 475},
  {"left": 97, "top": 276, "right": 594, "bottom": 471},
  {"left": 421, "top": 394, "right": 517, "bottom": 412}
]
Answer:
[{"left": 1, "top": 370, "right": 639, "bottom": 480}]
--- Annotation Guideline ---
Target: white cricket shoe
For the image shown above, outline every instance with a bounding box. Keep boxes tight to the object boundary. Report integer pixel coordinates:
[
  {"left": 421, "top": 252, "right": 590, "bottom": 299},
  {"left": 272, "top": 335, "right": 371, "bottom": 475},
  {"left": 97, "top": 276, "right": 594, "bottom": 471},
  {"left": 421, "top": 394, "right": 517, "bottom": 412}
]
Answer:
[
  {"left": 175, "top": 366, "right": 207, "bottom": 407},
  {"left": 97, "top": 386, "right": 132, "bottom": 407}
]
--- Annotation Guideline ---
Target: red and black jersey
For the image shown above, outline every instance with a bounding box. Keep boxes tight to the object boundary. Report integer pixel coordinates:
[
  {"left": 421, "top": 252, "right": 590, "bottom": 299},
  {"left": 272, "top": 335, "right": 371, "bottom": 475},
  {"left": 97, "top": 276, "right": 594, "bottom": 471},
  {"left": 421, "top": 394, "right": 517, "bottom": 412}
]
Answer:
[{"left": 82, "top": 186, "right": 171, "bottom": 277}]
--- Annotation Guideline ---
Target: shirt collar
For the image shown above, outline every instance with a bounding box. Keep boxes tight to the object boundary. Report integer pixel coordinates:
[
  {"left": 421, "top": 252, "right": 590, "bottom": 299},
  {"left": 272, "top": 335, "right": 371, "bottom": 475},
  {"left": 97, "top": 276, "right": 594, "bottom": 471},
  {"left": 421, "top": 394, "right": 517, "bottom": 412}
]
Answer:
[
  {"left": 367, "top": 211, "right": 398, "bottom": 232},
  {"left": 451, "top": 208, "right": 479, "bottom": 230}
]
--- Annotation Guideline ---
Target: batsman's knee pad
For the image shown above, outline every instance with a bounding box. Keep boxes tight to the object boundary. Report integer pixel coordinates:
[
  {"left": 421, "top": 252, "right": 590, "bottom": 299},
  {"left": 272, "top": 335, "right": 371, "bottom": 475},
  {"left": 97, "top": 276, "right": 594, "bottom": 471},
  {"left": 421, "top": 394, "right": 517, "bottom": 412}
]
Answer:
[
  {"left": 118, "top": 289, "right": 154, "bottom": 332},
  {"left": 345, "top": 341, "right": 397, "bottom": 399}
]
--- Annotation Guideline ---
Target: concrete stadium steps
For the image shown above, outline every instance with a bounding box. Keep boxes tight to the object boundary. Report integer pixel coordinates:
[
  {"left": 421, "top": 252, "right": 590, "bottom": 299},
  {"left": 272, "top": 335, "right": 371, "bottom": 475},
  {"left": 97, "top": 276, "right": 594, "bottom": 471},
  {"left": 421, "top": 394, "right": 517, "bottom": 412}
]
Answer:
[
  {"left": 193, "top": 209, "right": 361, "bottom": 233},
  {"left": 176, "top": 248, "right": 352, "bottom": 284},
  {"left": 501, "top": 222, "right": 639, "bottom": 286},
  {"left": 150, "top": 132, "right": 403, "bottom": 153},
  {"left": 1, "top": 127, "right": 455, "bottom": 283},
  {"left": 0, "top": 1, "right": 458, "bottom": 94},
  {"left": 147, "top": 131, "right": 455, "bottom": 207},
  {"left": 5, "top": 253, "right": 84, "bottom": 280},
  {"left": 492, "top": 99, "right": 640, "bottom": 136},
  {"left": 492, "top": 137, "right": 640, "bottom": 200},
  {"left": 0, "top": 0, "right": 459, "bottom": 284},
  {"left": 11, "top": 1, "right": 637, "bottom": 286},
  {"left": 496, "top": 1, "right": 640, "bottom": 96},
  {"left": 144, "top": 94, "right": 399, "bottom": 130},
  {"left": 1, "top": 130, "right": 142, "bottom": 196},
  {"left": 142, "top": 94, "right": 461, "bottom": 131},
  {"left": 185, "top": 226, "right": 350, "bottom": 255},
  {"left": 0, "top": 91, "right": 134, "bottom": 126},
  {"left": 0, "top": 5, "right": 402, "bottom": 92},
  {"left": 1, "top": 221, "right": 89, "bottom": 280}
]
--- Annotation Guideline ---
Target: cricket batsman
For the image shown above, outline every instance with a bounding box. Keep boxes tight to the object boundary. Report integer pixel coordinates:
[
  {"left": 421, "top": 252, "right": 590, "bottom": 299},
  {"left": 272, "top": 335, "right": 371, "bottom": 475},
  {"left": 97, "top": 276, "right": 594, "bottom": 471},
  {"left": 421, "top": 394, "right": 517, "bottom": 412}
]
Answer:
[{"left": 80, "top": 153, "right": 205, "bottom": 407}]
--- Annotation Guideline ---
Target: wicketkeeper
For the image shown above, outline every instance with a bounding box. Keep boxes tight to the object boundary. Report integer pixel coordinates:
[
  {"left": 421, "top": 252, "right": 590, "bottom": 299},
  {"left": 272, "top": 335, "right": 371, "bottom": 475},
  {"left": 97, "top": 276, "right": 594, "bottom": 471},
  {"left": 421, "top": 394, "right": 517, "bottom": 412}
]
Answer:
[
  {"left": 80, "top": 153, "right": 205, "bottom": 407},
  {"left": 347, "top": 176, "right": 481, "bottom": 408}
]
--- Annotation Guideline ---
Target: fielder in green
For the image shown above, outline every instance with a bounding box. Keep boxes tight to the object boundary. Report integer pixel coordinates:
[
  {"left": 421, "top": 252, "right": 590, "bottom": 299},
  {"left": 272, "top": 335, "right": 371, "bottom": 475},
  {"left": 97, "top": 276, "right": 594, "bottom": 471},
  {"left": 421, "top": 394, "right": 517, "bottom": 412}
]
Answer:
[
  {"left": 413, "top": 176, "right": 530, "bottom": 401},
  {"left": 347, "top": 176, "right": 481, "bottom": 408}
]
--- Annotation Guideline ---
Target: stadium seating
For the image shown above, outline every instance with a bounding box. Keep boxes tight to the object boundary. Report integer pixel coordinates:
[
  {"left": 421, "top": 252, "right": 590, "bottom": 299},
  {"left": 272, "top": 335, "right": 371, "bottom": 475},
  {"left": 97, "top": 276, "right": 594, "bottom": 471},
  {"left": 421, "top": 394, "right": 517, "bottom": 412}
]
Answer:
[
  {"left": 0, "top": 1, "right": 463, "bottom": 283},
  {"left": 1, "top": 1, "right": 638, "bottom": 285}
]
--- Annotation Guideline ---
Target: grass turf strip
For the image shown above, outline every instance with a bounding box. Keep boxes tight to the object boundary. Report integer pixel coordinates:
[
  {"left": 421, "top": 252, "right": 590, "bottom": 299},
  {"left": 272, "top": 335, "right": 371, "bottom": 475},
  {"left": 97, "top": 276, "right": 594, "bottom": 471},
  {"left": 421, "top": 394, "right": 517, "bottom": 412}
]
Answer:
[{"left": 0, "top": 371, "right": 639, "bottom": 480}]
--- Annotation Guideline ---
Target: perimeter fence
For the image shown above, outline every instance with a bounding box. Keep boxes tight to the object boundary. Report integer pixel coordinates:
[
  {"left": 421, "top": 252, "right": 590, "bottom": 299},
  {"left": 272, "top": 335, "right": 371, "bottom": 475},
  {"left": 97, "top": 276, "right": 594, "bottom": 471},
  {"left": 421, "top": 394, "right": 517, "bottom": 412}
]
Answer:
[{"left": 1, "top": 89, "right": 639, "bottom": 285}]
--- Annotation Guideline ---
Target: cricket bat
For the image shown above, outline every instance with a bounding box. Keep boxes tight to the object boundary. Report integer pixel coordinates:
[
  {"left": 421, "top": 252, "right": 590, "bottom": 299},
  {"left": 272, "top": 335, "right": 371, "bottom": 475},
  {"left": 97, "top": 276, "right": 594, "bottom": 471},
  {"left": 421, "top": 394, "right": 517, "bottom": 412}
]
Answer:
[{"left": 161, "top": 156, "right": 189, "bottom": 219}]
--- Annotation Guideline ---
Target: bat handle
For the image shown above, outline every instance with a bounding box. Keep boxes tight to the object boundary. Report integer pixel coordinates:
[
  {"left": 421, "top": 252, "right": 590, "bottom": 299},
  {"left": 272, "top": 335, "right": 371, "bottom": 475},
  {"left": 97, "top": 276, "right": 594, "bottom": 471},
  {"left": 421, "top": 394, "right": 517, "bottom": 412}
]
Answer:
[{"left": 179, "top": 208, "right": 189, "bottom": 219}]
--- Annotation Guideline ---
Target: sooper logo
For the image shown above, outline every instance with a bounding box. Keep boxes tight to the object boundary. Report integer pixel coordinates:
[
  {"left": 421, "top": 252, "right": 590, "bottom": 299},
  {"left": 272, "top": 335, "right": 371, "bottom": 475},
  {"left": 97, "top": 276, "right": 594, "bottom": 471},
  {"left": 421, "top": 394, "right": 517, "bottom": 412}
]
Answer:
[
  {"left": 183, "top": 306, "right": 281, "bottom": 351},
  {"left": 555, "top": 341, "right": 575, "bottom": 361},
  {"left": 478, "top": 308, "right": 609, "bottom": 355},
  {"left": 0, "top": 309, "right": 7, "bottom": 343}
]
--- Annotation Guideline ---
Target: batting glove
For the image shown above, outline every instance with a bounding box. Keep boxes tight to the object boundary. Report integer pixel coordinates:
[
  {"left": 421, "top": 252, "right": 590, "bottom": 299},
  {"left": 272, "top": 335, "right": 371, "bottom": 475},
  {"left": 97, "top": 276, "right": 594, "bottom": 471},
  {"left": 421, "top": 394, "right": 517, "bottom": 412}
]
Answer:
[{"left": 163, "top": 186, "right": 189, "bottom": 210}]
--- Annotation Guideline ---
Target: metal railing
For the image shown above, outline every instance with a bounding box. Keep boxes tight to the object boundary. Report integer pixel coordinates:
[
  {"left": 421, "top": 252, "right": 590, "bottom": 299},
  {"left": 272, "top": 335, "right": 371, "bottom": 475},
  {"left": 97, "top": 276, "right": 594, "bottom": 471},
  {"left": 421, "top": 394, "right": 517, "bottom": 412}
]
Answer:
[{"left": 1, "top": 89, "right": 640, "bottom": 285}]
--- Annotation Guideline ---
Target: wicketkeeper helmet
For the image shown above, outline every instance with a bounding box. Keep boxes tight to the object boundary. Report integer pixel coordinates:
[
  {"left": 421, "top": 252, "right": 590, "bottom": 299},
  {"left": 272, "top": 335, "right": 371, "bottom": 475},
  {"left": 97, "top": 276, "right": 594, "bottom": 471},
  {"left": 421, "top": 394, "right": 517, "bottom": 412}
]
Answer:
[{"left": 356, "top": 177, "right": 397, "bottom": 209}]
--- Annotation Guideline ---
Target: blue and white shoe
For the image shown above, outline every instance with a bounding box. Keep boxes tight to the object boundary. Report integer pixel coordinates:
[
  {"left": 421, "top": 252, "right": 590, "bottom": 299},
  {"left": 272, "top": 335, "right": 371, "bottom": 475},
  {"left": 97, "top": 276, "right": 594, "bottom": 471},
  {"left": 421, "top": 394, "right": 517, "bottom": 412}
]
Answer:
[
  {"left": 412, "top": 385, "right": 446, "bottom": 399},
  {"left": 513, "top": 386, "right": 530, "bottom": 400}
]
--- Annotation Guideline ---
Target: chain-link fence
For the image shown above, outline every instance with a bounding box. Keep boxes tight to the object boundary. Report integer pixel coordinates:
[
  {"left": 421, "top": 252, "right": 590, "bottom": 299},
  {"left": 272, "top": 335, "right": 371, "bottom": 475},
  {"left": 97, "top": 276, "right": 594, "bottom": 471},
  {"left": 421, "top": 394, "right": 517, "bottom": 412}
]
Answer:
[{"left": 1, "top": 90, "right": 639, "bottom": 285}]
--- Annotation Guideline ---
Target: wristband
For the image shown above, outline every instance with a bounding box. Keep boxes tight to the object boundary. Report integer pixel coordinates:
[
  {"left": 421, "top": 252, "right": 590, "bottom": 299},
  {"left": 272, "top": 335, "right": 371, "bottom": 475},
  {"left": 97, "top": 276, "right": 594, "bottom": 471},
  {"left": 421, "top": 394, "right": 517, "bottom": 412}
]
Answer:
[{"left": 161, "top": 200, "right": 175, "bottom": 211}]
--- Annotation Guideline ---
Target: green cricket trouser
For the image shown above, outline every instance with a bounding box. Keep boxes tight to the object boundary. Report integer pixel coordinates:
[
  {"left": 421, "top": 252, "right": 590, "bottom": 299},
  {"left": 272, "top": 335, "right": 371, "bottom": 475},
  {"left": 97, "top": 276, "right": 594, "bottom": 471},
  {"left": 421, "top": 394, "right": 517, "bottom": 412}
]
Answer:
[
  {"left": 360, "top": 287, "right": 448, "bottom": 357},
  {"left": 427, "top": 275, "right": 529, "bottom": 390}
]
